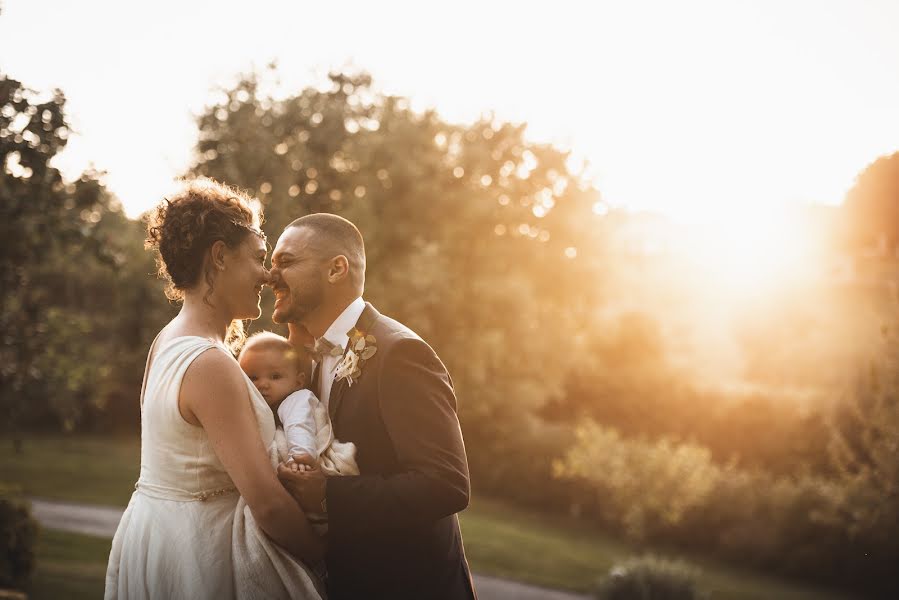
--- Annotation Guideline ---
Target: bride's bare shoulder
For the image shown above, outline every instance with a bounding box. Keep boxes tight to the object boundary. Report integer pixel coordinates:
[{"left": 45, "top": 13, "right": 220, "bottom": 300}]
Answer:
[
  {"left": 149, "top": 321, "right": 221, "bottom": 362},
  {"left": 176, "top": 342, "right": 244, "bottom": 426}
]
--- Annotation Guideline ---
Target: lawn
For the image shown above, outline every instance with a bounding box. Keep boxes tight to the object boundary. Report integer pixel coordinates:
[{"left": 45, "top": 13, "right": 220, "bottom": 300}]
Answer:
[
  {"left": 461, "top": 497, "right": 856, "bottom": 600},
  {"left": 1, "top": 435, "right": 140, "bottom": 506},
  {"left": 2, "top": 435, "right": 859, "bottom": 599},
  {"left": 26, "top": 529, "right": 110, "bottom": 600}
]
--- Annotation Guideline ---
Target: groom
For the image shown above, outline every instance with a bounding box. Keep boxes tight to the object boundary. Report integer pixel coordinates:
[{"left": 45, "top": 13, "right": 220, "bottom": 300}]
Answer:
[{"left": 270, "top": 213, "right": 477, "bottom": 600}]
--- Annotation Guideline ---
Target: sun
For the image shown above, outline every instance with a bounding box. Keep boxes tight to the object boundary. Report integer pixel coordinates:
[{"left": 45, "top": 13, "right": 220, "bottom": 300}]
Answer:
[{"left": 672, "top": 201, "right": 816, "bottom": 298}]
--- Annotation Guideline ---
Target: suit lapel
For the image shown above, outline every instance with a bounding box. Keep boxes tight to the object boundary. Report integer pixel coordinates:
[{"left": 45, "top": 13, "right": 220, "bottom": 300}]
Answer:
[
  {"left": 328, "top": 302, "right": 382, "bottom": 420},
  {"left": 311, "top": 360, "right": 323, "bottom": 399},
  {"left": 328, "top": 372, "right": 348, "bottom": 420}
]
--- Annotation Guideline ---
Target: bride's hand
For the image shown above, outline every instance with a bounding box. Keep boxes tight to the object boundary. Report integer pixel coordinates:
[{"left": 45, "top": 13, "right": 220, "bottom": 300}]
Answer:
[{"left": 278, "top": 455, "right": 326, "bottom": 513}]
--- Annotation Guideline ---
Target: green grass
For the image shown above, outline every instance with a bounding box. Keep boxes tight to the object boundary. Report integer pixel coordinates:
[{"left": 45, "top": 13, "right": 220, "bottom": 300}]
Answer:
[
  {"left": 460, "top": 497, "right": 855, "bottom": 600},
  {"left": 26, "top": 529, "right": 110, "bottom": 600},
  {"left": 1, "top": 435, "right": 139, "bottom": 506},
  {"left": 461, "top": 496, "right": 632, "bottom": 591},
  {"left": 2, "top": 435, "right": 859, "bottom": 599}
]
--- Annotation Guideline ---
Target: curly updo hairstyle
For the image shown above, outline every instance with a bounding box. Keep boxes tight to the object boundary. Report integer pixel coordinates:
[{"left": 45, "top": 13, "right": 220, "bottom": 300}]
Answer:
[{"left": 145, "top": 179, "right": 264, "bottom": 351}]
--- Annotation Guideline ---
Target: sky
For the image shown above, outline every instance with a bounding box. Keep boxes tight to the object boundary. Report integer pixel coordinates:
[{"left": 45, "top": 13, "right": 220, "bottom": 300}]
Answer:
[{"left": 2, "top": 0, "right": 898, "bottom": 221}]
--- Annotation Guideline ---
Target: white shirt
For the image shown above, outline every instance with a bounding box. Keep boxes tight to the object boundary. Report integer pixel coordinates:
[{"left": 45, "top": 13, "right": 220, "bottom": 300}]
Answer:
[
  {"left": 276, "top": 389, "right": 319, "bottom": 460},
  {"left": 317, "top": 296, "right": 365, "bottom": 407}
]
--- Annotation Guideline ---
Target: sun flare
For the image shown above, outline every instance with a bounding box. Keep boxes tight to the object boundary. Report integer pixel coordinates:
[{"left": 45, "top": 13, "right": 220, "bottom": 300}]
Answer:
[{"left": 673, "top": 203, "right": 816, "bottom": 298}]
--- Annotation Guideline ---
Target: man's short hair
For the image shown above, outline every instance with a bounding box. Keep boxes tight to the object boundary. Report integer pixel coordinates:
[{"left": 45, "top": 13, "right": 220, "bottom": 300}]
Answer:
[
  {"left": 286, "top": 213, "right": 366, "bottom": 290},
  {"left": 239, "top": 331, "right": 313, "bottom": 381}
]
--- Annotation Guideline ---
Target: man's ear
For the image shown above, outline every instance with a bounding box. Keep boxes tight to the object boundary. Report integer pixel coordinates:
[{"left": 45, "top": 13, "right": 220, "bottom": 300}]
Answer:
[
  {"left": 327, "top": 255, "right": 350, "bottom": 283},
  {"left": 210, "top": 240, "right": 228, "bottom": 271}
]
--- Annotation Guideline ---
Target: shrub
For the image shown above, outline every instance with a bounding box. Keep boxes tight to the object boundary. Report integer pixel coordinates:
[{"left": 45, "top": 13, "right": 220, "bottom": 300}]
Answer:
[
  {"left": 825, "top": 322, "right": 899, "bottom": 596},
  {"left": 594, "top": 555, "right": 705, "bottom": 600},
  {"left": 0, "top": 487, "right": 38, "bottom": 590},
  {"left": 555, "top": 419, "right": 853, "bottom": 586},
  {"left": 553, "top": 421, "right": 721, "bottom": 541}
]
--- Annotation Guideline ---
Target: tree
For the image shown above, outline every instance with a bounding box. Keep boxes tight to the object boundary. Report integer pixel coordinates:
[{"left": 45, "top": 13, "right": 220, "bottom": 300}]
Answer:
[
  {"left": 190, "top": 68, "right": 603, "bottom": 496},
  {"left": 843, "top": 152, "right": 899, "bottom": 252},
  {"left": 0, "top": 73, "right": 172, "bottom": 442}
]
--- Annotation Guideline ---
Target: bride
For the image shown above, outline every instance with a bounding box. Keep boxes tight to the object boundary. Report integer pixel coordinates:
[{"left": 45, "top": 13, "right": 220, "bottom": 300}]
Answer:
[{"left": 105, "top": 179, "right": 324, "bottom": 599}]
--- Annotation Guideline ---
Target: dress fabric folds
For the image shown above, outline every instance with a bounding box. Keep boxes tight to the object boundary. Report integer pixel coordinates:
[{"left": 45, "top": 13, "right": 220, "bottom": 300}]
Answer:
[{"left": 104, "top": 336, "right": 324, "bottom": 600}]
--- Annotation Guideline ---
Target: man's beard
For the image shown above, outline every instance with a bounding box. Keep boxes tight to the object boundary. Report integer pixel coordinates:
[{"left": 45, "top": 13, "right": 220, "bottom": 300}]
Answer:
[{"left": 274, "top": 282, "right": 324, "bottom": 325}]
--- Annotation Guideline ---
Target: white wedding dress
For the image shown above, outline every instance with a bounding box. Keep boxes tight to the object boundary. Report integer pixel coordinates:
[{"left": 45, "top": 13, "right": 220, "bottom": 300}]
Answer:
[{"left": 104, "top": 336, "right": 325, "bottom": 600}]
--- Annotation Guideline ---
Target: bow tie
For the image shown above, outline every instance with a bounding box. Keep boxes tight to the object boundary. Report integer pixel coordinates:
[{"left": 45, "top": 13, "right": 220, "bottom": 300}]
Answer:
[{"left": 310, "top": 337, "right": 345, "bottom": 360}]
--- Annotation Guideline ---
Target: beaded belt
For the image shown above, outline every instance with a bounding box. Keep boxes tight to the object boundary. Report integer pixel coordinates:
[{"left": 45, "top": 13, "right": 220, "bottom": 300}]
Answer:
[{"left": 135, "top": 480, "right": 237, "bottom": 502}]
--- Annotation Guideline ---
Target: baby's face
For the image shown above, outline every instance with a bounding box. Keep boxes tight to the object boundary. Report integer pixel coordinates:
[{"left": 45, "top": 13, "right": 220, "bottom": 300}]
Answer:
[{"left": 239, "top": 347, "right": 304, "bottom": 408}]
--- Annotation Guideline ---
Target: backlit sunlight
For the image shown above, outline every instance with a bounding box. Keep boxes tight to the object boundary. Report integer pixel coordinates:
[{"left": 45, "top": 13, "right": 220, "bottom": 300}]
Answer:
[{"left": 676, "top": 203, "right": 815, "bottom": 298}]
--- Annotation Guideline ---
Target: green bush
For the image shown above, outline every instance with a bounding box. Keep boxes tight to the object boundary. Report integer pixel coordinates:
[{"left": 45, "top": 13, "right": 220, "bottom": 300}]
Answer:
[
  {"left": 554, "top": 421, "right": 721, "bottom": 541},
  {"left": 824, "top": 321, "right": 899, "bottom": 596},
  {"left": 555, "top": 419, "right": 857, "bottom": 587},
  {"left": 594, "top": 555, "right": 705, "bottom": 600},
  {"left": 0, "top": 487, "right": 38, "bottom": 590}
]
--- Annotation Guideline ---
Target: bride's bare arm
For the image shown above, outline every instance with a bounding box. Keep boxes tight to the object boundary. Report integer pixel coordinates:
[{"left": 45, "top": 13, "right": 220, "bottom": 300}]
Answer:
[{"left": 180, "top": 348, "right": 323, "bottom": 563}]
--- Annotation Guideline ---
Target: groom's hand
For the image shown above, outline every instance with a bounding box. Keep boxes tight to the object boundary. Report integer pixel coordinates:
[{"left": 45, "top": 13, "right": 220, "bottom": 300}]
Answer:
[{"left": 277, "top": 454, "right": 326, "bottom": 514}]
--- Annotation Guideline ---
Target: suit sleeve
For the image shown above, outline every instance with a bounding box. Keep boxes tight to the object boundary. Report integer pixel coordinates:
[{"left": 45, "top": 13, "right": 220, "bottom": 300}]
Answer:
[{"left": 325, "top": 337, "right": 471, "bottom": 534}]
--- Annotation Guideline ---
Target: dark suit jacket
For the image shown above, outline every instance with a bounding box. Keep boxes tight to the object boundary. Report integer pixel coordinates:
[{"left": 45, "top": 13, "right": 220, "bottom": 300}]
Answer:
[{"left": 322, "top": 302, "right": 477, "bottom": 600}]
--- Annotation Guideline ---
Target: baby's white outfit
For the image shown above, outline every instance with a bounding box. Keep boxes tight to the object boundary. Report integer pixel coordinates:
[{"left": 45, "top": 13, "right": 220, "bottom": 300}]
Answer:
[{"left": 275, "top": 389, "right": 360, "bottom": 477}]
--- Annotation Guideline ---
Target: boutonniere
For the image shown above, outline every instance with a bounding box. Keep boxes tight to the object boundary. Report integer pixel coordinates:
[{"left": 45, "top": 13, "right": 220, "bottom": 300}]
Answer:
[{"left": 334, "top": 328, "right": 377, "bottom": 387}]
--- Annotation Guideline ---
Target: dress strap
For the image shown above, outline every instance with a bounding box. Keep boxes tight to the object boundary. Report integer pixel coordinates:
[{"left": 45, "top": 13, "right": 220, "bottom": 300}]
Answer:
[{"left": 139, "top": 331, "right": 163, "bottom": 409}]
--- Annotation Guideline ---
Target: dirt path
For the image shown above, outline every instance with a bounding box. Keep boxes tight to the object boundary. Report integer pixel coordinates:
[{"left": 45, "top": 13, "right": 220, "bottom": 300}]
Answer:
[{"left": 30, "top": 498, "right": 591, "bottom": 600}]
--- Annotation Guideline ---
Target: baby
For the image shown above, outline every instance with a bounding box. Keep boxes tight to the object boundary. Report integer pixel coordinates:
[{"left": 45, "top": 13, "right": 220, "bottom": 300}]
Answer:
[{"left": 238, "top": 331, "right": 359, "bottom": 478}]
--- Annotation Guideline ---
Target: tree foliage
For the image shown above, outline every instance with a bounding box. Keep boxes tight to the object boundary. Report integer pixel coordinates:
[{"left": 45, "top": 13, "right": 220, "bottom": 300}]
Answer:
[
  {"left": 0, "top": 73, "right": 173, "bottom": 437},
  {"left": 844, "top": 152, "right": 899, "bottom": 250},
  {"left": 190, "top": 68, "right": 603, "bottom": 490},
  {"left": 826, "top": 318, "right": 899, "bottom": 596}
]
